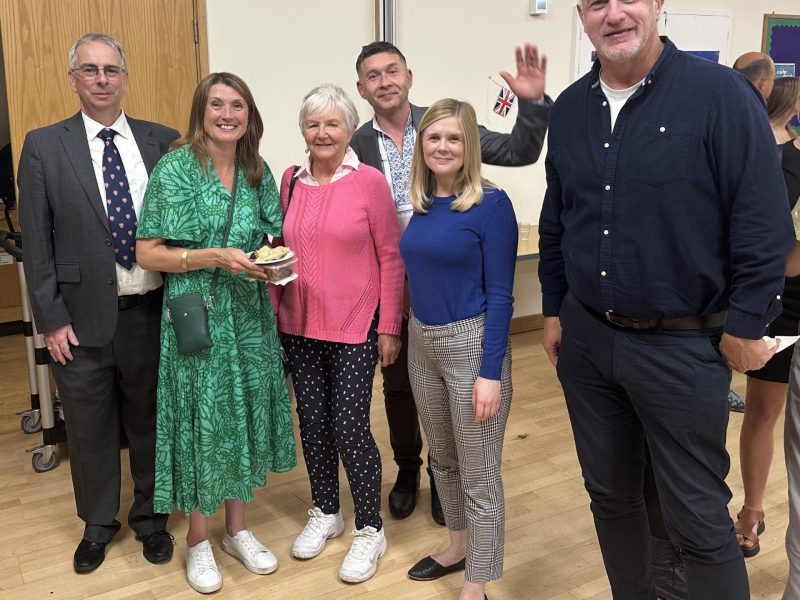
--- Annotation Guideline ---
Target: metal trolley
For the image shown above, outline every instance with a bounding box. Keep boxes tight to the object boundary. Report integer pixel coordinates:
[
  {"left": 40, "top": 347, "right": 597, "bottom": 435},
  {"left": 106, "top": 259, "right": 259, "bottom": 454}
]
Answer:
[{"left": 0, "top": 170, "right": 65, "bottom": 473}]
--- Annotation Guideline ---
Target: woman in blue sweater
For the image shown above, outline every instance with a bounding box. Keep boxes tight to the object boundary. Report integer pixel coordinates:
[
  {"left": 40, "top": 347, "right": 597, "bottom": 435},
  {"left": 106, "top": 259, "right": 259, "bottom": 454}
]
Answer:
[{"left": 400, "top": 99, "right": 517, "bottom": 600}]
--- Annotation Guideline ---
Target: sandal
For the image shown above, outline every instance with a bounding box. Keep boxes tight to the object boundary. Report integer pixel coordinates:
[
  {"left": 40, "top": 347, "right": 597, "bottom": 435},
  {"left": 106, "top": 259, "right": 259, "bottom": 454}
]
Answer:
[{"left": 735, "top": 506, "right": 766, "bottom": 558}]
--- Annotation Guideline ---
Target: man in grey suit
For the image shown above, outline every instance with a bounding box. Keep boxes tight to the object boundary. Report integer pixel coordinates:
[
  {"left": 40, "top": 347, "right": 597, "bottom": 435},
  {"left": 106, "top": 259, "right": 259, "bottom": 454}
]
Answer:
[
  {"left": 18, "top": 33, "right": 179, "bottom": 574},
  {"left": 350, "top": 41, "right": 550, "bottom": 525}
]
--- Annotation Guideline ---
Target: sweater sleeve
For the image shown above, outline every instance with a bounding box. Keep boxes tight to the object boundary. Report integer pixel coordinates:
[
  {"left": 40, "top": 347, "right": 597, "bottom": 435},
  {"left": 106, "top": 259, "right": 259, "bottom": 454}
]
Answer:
[
  {"left": 366, "top": 170, "right": 404, "bottom": 335},
  {"left": 479, "top": 191, "right": 518, "bottom": 379}
]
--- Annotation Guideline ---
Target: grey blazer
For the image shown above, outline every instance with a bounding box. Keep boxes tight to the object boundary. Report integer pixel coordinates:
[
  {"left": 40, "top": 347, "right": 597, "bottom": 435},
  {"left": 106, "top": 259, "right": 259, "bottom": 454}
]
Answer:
[
  {"left": 18, "top": 112, "right": 179, "bottom": 346},
  {"left": 349, "top": 99, "right": 552, "bottom": 171}
]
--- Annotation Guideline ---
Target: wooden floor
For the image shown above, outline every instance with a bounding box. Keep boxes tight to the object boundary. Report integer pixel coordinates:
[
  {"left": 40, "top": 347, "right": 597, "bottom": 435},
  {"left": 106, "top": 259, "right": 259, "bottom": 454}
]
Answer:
[{"left": 0, "top": 330, "right": 791, "bottom": 599}]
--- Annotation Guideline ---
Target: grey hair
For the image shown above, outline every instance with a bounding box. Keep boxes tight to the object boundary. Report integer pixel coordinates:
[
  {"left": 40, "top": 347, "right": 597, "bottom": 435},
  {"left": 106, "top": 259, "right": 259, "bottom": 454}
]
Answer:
[
  {"left": 298, "top": 84, "right": 359, "bottom": 132},
  {"left": 68, "top": 33, "right": 127, "bottom": 71}
]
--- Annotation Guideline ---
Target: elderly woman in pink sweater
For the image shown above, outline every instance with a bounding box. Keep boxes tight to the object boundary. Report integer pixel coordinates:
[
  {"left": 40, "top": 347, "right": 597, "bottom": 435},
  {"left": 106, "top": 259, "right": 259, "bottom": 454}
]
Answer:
[{"left": 273, "top": 84, "right": 403, "bottom": 584}]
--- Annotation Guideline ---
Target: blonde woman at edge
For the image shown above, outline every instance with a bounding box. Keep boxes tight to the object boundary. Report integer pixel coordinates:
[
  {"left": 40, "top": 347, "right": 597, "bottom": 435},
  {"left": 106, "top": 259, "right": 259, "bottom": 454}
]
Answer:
[{"left": 400, "top": 99, "right": 516, "bottom": 600}]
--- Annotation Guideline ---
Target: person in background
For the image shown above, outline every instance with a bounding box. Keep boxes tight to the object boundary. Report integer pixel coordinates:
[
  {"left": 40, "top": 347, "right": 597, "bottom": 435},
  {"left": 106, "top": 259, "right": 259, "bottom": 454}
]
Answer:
[
  {"left": 351, "top": 40, "right": 549, "bottom": 524},
  {"left": 274, "top": 84, "right": 404, "bottom": 583},
  {"left": 402, "top": 99, "right": 517, "bottom": 600},
  {"left": 18, "top": 32, "right": 178, "bottom": 574},
  {"left": 136, "top": 72, "right": 296, "bottom": 594}
]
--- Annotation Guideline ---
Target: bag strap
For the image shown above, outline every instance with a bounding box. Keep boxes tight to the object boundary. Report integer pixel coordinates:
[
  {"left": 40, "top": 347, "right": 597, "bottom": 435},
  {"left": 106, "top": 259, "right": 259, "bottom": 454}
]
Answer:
[
  {"left": 286, "top": 165, "right": 300, "bottom": 210},
  {"left": 207, "top": 164, "right": 240, "bottom": 305}
]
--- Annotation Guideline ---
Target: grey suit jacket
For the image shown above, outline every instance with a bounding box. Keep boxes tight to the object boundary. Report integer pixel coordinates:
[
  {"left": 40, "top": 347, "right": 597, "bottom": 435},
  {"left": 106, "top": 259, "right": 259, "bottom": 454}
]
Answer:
[
  {"left": 350, "top": 98, "right": 552, "bottom": 172},
  {"left": 18, "top": 112, "right": 179, "bottom": 346}
]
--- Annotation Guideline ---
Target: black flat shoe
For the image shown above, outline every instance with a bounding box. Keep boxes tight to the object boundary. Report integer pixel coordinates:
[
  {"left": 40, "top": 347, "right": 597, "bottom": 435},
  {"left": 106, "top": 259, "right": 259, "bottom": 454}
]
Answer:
[
  {"left": 136, "top": 530, "right": 175, "bottom": 564},
  {"left": 389, "top": 468, "right": 420, "bottom": 519},
  {"left": 407, "top": 555, "right": 466, "bottom": 581},
  {"left": 73, "top": 539, "right": 108, "bottom": 573}
]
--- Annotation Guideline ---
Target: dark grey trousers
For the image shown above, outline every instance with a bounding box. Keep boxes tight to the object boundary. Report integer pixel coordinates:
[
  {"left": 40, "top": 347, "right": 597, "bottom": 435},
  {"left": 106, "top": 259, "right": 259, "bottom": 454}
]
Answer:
[{"left": 53, "top": 288, "right": 165, "bottom": 543}]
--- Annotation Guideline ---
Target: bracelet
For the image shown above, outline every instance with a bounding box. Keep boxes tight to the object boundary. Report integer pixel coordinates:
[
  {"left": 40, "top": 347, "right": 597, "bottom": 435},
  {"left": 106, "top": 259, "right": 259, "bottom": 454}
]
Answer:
[{"left": 180, "top": 249, "right": 189, "bottom": 271}]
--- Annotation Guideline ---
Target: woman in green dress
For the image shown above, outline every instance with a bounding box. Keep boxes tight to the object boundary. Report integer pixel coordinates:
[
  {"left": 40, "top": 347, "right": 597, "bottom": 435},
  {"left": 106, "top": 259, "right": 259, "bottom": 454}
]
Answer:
[{"left": 136, "top": 72, "right": 296, "bottom": 594}]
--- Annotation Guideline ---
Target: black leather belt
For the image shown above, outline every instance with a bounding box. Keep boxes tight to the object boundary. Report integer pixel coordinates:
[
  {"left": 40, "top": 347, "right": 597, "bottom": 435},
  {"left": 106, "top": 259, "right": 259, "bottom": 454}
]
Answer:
[
  {"left": 603, "top": 309, "right": 727, "bottom": 331},
  {"left": 118, "top": 287, "right": 161, "bottom": 311}
]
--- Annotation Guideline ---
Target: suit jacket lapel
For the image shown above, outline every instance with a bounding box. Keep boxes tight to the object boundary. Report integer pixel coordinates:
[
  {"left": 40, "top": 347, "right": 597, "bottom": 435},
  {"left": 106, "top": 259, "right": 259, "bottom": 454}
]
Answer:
[
  {"left": 128, "top": 117, "right": 161, "bottom": 175},
  {"left": 410, "top": 104, "right": 426, "bottom": 131},
  {"left": 355, "top": 125, "right": 383, "bottom": 172},
  {"left": 59, "top": 113, "right": 110, "bottom": 232}
]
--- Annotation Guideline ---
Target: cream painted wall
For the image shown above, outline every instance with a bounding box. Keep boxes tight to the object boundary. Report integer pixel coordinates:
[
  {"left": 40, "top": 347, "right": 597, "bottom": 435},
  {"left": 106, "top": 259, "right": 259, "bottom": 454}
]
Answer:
[
  {"left": 205, "top": 0, "right": 798, "bottom": 318},
  {"left": 206, "top": 0, "right": 375, "bottom": 176}
]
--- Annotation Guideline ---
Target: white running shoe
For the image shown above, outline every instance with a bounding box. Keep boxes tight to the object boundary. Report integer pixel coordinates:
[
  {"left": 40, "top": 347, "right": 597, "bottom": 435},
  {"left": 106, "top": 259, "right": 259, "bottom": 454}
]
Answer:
[
  {"left": 185, "top": 539, "right": 222, "bottom": 594},
  {"left": 339, "top": 526, "right": 387, "bottom": 583},
  {"left": 291, "top": 507, "right": 345, "bottom": 559},
  {"left": 221, "top": 529, "right": 278, "bottom": 575}
]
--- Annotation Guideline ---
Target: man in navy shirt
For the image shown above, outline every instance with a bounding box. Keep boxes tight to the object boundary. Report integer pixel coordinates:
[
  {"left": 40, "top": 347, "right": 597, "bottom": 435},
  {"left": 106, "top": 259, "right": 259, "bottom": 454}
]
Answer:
[{"left": 538, "top": 1, "right": 794, "bottom": 598}]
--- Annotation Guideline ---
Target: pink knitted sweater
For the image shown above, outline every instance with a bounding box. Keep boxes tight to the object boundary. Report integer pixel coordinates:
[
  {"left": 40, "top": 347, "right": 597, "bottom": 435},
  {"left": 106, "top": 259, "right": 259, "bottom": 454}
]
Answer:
[{"left": 275, "top": 164, "right": 404, "bottom": 344}]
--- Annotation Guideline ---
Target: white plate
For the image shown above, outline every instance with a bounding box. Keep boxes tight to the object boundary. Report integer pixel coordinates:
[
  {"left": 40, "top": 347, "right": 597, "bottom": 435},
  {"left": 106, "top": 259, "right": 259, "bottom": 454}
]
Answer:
[{"left": 254, "top": 249, "right": 295, "bottom": 265}]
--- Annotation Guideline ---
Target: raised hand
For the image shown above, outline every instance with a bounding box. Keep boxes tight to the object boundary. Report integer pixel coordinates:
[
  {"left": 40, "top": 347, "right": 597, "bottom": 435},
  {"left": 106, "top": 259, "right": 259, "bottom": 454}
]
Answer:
[{"left": 499, "top": 43, "right": 547, "bottom": 102}]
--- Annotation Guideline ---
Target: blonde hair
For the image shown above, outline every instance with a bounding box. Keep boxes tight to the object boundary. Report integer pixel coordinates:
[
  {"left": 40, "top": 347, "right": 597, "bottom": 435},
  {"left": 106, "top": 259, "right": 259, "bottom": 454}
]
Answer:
[
  {"left": 767, "top": 76, "right": 800, "bottom": 140},
  {"left": 409, "top": 99, "right": 493, "bottom": 213}
]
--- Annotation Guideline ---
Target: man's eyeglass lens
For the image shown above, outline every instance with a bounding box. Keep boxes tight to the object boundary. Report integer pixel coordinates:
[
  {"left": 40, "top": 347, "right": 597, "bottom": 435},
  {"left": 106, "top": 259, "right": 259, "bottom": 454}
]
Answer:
[{"left": 74, "top": 65, "right": 124, "bottom": 78}]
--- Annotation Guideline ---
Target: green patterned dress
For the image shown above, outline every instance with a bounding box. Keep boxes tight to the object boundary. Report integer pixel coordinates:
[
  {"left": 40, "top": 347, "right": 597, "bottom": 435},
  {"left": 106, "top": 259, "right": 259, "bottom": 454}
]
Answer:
[{"left": 137, "top": 145, "right": 296, "bottom": 516}]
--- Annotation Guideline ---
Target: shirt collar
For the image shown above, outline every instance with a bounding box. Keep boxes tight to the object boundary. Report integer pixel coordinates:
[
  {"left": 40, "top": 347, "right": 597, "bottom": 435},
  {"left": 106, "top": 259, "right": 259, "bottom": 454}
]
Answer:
[
  {"left": 82, "top": 110, "right": 131, "bottom": 142},
  {"left": 590, "top": 36, "right": 676, "bottom": 91},
  {"left": 371, "top": 110, "right": 413, "bottom": 136},
  {"left": 296, "top": 145, "right": 361, "bottom": 180}
]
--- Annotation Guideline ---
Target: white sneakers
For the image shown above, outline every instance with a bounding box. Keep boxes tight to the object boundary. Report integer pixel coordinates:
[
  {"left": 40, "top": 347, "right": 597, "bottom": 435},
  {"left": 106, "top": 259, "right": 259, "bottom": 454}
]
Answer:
[
  {"left": 185, "top": 540, "right": 222, "bottom": 594},
  {"left": 291, "top": 507, "right": 345, "bottom": 559},
  {"left": 185, "top": 515, "right": 386, "bottom": 592},
  {"left": 292, "top": 508, "right": 386, "bottom": 582},
  {"left": 185, "top": 530, "right": 277, "bottom": 594},
  {"left": 221, "top": 529, "right": 278, "bottom": 575},
  {"left": 339, "top": 526, "right": 387, "bottom": 583}
]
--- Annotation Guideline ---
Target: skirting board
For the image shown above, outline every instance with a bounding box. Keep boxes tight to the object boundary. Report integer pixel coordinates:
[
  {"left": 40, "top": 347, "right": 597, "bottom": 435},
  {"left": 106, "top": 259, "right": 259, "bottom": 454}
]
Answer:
[{"left": 510, "top": 314, "right": 543, "bottom": 334}]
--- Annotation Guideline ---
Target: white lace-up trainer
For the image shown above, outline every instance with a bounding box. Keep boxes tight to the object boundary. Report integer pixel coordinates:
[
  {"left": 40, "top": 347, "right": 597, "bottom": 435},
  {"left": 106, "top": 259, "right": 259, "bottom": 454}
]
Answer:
[
  {"left": 185, "top": 539, "right": 222, "bottom": 594},
  {"left": 221, "top": 529, "right": 278, "bottom": 575},
  {"left": 291, "top": 507, "right": 345, "bottom": 559},
  {"left": 339, "top": 525, "right": 387, "bottom": 583}
]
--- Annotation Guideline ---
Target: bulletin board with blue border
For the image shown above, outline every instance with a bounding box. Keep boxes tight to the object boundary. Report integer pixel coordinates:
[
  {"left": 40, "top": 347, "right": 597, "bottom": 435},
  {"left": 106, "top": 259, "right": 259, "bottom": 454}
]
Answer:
[{"left": 762, "top": 14, "right": 800, "bottom": 78}]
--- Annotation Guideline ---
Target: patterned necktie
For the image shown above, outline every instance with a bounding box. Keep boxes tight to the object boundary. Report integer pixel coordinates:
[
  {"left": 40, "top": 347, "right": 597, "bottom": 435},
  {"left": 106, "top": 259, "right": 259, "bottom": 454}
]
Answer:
[{"left": 98, "top": 127, "right": 136, "bottom": 270}]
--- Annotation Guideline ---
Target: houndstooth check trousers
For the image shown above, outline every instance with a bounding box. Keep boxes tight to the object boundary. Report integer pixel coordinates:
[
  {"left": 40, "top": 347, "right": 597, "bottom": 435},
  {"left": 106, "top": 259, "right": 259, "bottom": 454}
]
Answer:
[{"left": 408, "top": 312, "right": 512, "bottom": 582}]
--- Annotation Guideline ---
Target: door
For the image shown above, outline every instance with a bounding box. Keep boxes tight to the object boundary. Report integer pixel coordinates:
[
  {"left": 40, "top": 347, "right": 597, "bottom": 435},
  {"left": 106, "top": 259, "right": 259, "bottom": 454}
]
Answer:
[{"left": 0, "top": 0, "right": 207, "bottom": 324}]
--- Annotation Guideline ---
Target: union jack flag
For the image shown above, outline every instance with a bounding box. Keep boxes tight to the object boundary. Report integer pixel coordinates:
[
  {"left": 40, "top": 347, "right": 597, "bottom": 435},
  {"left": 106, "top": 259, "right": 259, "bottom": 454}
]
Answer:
[{"left": 493, "top": 86, "right": 516, "bottom": 117}]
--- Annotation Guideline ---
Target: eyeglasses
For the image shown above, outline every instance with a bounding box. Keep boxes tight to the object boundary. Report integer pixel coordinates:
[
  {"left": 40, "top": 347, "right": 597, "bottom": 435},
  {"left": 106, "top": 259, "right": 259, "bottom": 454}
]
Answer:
[{"left": 70, "top": 64, "right": 126, "bottom": 79}]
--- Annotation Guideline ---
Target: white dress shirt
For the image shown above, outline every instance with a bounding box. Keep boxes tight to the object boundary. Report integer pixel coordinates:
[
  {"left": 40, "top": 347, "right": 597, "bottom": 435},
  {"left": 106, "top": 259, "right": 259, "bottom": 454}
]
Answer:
[{"left": 82, "top": 111, "right": 162, "bottom": 296}]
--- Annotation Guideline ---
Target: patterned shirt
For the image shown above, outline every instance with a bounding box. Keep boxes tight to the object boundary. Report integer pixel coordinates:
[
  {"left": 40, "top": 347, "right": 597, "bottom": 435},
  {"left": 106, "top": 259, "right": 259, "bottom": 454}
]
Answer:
[{"left": 373, "top": 112, "right": 416, "bottom": 231}]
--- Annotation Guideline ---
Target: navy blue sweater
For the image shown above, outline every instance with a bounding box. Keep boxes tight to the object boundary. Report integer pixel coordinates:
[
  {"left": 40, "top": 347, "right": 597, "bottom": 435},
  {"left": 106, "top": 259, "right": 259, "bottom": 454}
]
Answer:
[{"left": 400, "top": 187, "right": 517, "bottom": 379}]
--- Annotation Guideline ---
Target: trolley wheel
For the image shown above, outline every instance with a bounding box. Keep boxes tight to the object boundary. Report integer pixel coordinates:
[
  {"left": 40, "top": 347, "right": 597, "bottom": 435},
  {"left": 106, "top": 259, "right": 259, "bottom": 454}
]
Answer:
[
  {"left": 20, "top": 414, "right": 42, "bottom": 434},
  {"left": 32, "top": 452, "right": 58, "bottom": 473}
]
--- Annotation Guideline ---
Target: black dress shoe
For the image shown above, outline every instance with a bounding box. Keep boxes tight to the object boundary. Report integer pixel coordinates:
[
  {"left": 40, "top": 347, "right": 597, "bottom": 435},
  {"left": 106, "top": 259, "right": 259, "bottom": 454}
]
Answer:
[
  {"left": 73, "top": 539, "right": 108, "bottom": 573},
  {"left": 430, "top": 479, "right": 445, "bottom": 526},
  {"left": 389, "top": 468, "right": 420, "bottom": 519},
  {"left": 136, "top": 530, "right": 175, "bottom": 564},
  {"left": 408, "top": 555, "right": 466, "bottom": 581}
]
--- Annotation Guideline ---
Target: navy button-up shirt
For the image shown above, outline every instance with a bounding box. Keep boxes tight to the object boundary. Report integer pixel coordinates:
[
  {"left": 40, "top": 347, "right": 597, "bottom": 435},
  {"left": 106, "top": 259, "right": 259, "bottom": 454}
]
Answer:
[{"left": 538, "top": 38, "right": 794, "bottom": 339}]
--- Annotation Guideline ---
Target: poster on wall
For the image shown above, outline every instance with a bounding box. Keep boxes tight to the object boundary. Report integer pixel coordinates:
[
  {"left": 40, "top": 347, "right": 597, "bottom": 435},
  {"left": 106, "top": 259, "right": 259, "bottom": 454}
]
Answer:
[
  {"left": 762, "top": 14, "right": 800, "bottom": 132},
  {"left": 573, "top": 9, "right": 731, "bottom": 81}
]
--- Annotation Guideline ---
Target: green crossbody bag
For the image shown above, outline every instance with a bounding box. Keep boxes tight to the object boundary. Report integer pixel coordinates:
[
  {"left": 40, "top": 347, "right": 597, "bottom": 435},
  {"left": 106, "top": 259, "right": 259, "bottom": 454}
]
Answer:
[{"left": 166, "top": 166, "right": 239, "bottom": 355}]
